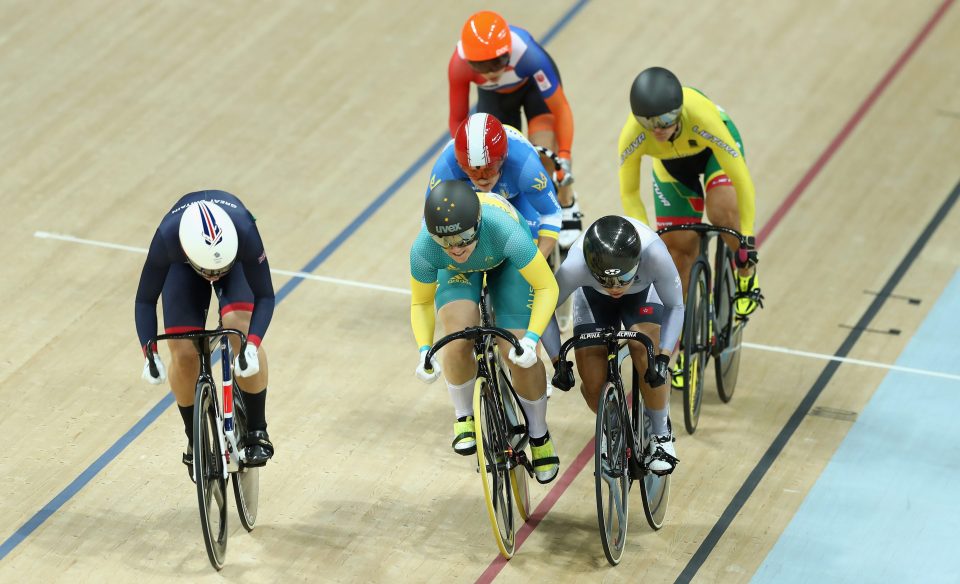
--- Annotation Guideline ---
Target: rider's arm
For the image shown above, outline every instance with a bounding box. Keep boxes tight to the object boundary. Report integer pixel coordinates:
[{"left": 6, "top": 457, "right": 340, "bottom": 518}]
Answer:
[
  {"left": 239, "top": 226, "right": 276, "bottom": 348},
  {"left": 134, "top": 229, "right": 171, "bottom": 353},
  {"left": 517, "top": 251, "right": 559, "bottom": 341},
  {"left": 617, "top": 115, "right": 651, "bottom": 225},
  {"left": 539, "top": 251, "right": 580, "bottom": 360},
  {"left": 543, "top": 87, "right": 574, "bottom": 160},
  {"left": 448, "top": 50, "right": 473, "bottom": 138},
  {"left": 520, "top": 154, "right": 562, "bottom": 243},
  {"left": 647, "top": 239, "right": 685, "bottom": 353},
  {"left": 410, "top": 277, "right": 439, "bottom": 350},
  {"left": 516, "top": 38, "right": 574, "bottom": 159}
]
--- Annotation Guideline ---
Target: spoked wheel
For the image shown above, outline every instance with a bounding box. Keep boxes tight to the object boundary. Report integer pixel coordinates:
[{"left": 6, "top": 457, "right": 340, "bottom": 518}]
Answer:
[
  {"left": 714, "top": 248, "right": 744, "bottom": 403},
  {"left": 494, "top": 357, "right": 531, "bottom": 522},
  {"left": 682, "top": 260, "right": 711, "bottom": 434},
  {"left": 231, "top": 387, "right": 259, "bottom": 531},
  {"left": 194, "top": 382, "right": 228, "bottom": 570},
  {"left": 595, "top": 382, "right": 629, "bottom": 566},
  {"left": 638, "top": 410, "right": 671, "bottom": 530},
  {"left": 474, "top": 377, "right": 516, "bottom": 559}
]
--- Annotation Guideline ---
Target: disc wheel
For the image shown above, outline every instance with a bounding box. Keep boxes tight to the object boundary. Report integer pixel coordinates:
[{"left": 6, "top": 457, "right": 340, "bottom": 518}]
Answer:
[
  {"left": 474, "top": 377, "right": 516, "bottom": 559},
  {"left": 230, "top": 386, "right": 259, "bottom": 531},
  {"left": 194, "top": 382, "right": 228, "bottom": 570},
  {"left": 682, "top": 260, "right": 710, "bottom": 434},
  {"left": 595, "top": 382, "right": 629, "bottom": 566}
]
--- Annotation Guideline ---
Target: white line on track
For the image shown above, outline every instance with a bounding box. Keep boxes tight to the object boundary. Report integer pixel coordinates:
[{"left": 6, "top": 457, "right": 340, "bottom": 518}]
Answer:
[{"left": 36, "top": 230, "right": 960, "bottom": 381}]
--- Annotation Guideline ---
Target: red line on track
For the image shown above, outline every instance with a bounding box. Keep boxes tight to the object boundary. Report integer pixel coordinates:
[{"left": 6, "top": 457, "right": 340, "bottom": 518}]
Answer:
[{"left": 476, "top": 1, "right": 954, "bottom": 581}]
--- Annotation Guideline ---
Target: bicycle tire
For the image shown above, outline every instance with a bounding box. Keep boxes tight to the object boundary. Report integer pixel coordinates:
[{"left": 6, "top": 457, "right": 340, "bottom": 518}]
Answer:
[
  {"left": 714, "top": 246, "right": 743, "bottom": 403},
  {"left": 194, "top": 381, "right": 228, "bottom": 570},
  {"left": 474, "top": 377, "right": 516, "bottom": 559},
  {"left": 682, "top": 259, "right": 711, "bottom": 434},
  {"left": 230, "top": 386, "right": 259, "bottom": 531},
  {"left": 595, "top": 382, "right": 629, "bottom": 565}
]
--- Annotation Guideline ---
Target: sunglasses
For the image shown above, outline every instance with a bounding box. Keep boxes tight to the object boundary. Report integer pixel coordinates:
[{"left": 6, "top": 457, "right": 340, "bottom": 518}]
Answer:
[
  {"left": 634, "top": 107, "right": 681, "bottom": 130},
  {"left": 430, "top": 225, "right": 480, "bottom": 249},
  {"left": 463, "top": 161, "right": 503, "bottom": 182},
  {"left": 467, "top": 54, "right": 510, "bottom": 74},
  {"left": 594, "top": 265, "right": 638, "bottom": 289}
]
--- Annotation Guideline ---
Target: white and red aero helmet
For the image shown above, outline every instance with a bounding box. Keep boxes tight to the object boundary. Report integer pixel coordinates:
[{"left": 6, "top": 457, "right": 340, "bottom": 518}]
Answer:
[
  {"left": 178, "top": 201, "right": 239, "bottom": 278},
  {"left": 454, "top": 112, "right": 508, "bottom": 172}
]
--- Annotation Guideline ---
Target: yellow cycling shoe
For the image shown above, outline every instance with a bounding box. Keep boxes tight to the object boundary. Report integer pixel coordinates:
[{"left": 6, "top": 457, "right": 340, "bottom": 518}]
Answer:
[
  {"left": 671, "top": 352, "right": 685, "bottom": 390},
  {"left": 530, "top": 433, "right": 560, "bottom": 484},
  {"left": 452, "top": 415, "right": 476, "bottom": 456},
  {"left": 735, "top": 270, "right": 764, "bottom": 318}
]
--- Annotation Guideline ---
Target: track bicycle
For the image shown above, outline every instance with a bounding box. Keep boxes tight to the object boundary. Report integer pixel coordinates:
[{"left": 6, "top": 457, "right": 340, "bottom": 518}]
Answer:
[
  {"left": 536, "top": 144, "right": 577, "bottom": 332},
  {"left": 423, "top": 290, "right": 535, "bottom": 560},
  {"left": 554, "top": 328, "right": 671, "bottom": 565},
  {"left": 147, "top": 328, "right": 259, "bottom": 571},
  {"left": 656, "top": 223, "right": 756, "bottom": 434}
]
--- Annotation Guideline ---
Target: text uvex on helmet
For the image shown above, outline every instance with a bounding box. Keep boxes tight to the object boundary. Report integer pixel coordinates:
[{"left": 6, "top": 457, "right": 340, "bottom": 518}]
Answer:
[
  {"left": 460, "top": 10, "right": 511, "bottom": 72},
  {"left": 454, "top": 113, "right": 508, "bottom": 181},
  {"left": 630, "top": 66, "right": 684, "bottom": 129},
  {"left": 424, "top": 180, "right": 482, "bottom": 248},
  {"left": 582, "top": 215, "right": 642, "bottom": 288},
  {"left": 178, "top": 201, "right": 239, "bottom": 279}
]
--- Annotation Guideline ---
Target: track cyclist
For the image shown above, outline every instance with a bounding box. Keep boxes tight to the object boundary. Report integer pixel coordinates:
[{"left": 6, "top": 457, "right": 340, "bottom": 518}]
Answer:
[
  {"left": 544, "top": 215, "right": 684, "bottom": 473},
  {"left": 450, "top": 10, "right": 582, "bottom": 248},
  {"left": 410, "top": 180, "right": 561, "bottom": 484},
  {"left": 618, "top": 66, "right": 763, "bottom": 387},
  {"left": 427, "top": 112, "right": 562, "bottom": 260},
  {"left": 135, "top": 191, "right": 276, "bottom": 479}
]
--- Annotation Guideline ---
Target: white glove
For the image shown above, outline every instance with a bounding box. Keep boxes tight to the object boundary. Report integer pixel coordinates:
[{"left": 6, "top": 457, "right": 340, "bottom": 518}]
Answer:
[
  {"left": 508, "top": 336, "right": 539, "bottom": 369},
  {"left": 142, "top": 352, "right": 167, "bottom": 385},
  {"left": 415, "top": 348, "right": 442, "bottom": 383},
  {"left": 234, "top": 343, "right": 260, "bottom": 378}
]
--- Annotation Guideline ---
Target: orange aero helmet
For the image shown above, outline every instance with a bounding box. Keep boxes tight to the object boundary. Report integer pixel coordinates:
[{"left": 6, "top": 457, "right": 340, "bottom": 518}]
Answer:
[{"left": 460, "top": 11, "right": 511, "bottom": 62}]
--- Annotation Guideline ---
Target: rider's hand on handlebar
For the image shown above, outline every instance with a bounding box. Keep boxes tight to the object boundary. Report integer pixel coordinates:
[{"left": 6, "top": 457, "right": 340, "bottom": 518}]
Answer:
[
  {"left": 415, "top": 348, "right": 442, "bottom": 383},
  {"left": 736, "top": 236, "right": 758, "bottom": 268},
  {"left": 234, "top": 343, "right": 261, "bottom": 378},
  {"left": 551, "top": 359, "right": 575, "bottom": 392},
  {"left": 141, "top": 351, "right": 167, "bottom": 385},
  {"left": 557, "top": 156, "right": 574, "bottom": 187},
  {"left": 644, "top": 354, "right": 672, "bottom": 387},
  {"left": 508, "top": 336, "right": 539, "bottom": 369}
]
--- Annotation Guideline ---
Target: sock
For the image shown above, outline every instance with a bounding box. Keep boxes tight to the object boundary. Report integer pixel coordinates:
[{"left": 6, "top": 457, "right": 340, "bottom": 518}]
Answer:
[
  {"left": 178, "top": 404, "right": 194, "bottom": 447},
  {"left": 447, "top": 379, "right": 475, "bottom": 419},
  {"left": 240, "top": 388, "right": 267, "bottom": 432},
  {"left": 646, "top": 405, "right": 669, "bottom": 436},
  {"left": 518, "top": 394, "right": 549, "bottom": 440}
]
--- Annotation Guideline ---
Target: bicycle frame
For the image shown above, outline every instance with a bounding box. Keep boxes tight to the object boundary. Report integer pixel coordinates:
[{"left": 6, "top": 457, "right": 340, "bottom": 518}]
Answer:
[{"left": 147, "top": 328, "right": 249, "bottom": 475}]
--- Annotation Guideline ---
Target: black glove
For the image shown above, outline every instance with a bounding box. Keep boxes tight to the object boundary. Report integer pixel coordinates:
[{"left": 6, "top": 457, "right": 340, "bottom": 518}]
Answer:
[
  {"left": 551, "top": 360, "right": 575, "bottom": 392},
  {"left": 644, "top": 354, "right": 672, "bottom": 387}
]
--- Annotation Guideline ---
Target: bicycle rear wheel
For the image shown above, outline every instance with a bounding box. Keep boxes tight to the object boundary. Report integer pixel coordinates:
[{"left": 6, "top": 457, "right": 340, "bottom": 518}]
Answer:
[
  {"left": 595, "top": 382, "right": 629, "bottom": 566},
  {"left": 230, "top": 386, "right": 259, "bottom": 531},
  {"left": 682, "top": 259, "right": 710, "bottom": 434},
  {"left": 714, "top": 246, "right": 744, "bottom": 403},
  {"left": 474, "top": 377, "right": 517, "bottom": 559},
  {"left": 194, "top": 381, "right": 228, "bottom": 570}
]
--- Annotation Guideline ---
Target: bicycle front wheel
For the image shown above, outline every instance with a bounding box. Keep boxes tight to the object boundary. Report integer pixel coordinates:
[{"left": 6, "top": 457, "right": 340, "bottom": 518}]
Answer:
[
  {"left": 194, "top": 381, "right": 228, "bottom": 570},
  {"left": 494, "top": 359, "right": 531, "bottom": 522},
  {"left": 714, "top": 246, "right": 744, "bottom": 403},
  {"left": 595, "top": 382, "right": 629, "bottom": 566},
  {"left": 474, "top": 377, "right": 517, "bottom": 559},
  {"left": 682, "top": 259, "right": 711, "bottom": 434},
  {"left": 231, "top": 386, "right": 259, "bottom": 531}
]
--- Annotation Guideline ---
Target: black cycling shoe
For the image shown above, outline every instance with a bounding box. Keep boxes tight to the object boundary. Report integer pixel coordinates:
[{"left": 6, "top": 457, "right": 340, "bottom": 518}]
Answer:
[
  {"left": 241, "top": 430, "right": 274, "bottom": 467},
  {"left": 183, "top": 445, "right": 195, "bottom": 484}
]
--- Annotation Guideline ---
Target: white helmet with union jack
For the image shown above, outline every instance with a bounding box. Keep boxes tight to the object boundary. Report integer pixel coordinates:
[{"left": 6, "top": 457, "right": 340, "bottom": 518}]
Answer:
[{"left": 178, "top": 201, "right": 239, "bottom": 279}]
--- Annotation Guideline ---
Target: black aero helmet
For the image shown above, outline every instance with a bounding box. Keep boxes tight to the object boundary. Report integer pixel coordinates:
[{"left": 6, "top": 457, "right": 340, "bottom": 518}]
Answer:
[
  {"left": 424, "top": 180, "right": 482, "bottom": 248},
  {"left": 583, "top": 216, "right": 642, "bottom": 288},
  {"left": 629, "top": 67, "right": 683, "bottom": 129}
]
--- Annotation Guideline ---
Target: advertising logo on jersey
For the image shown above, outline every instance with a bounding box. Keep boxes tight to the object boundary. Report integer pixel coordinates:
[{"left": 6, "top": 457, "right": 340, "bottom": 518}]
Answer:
[
  {"left": 619, "top": 134, "right": 646, "bottom": 166},
  {"left": 534, "top": 70, "right": 552, "bottom": 92},
  {"left": 691, "top": 125, "right": 740, "bottom": 158}
]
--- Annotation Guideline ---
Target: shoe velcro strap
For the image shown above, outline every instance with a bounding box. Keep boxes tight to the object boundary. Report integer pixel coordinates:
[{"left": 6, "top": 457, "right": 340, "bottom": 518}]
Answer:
[
  {"left": 242, "top": 433, "right": 275, "bottom": 456},
  {"left": 533, "top": 456, "right": 560, "bottom": 468},
  {"left": 561, "top": 218, "right": 583, "bottom": 230},
  {"left": 452, "top": 431, "right": 475, "bottom": 445}
]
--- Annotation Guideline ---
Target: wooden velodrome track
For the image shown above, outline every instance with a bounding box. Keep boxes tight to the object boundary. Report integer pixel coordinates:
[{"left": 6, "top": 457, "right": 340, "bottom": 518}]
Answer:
[{"left": 2, "top": 0, "right": 959, "bottom": 581}]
